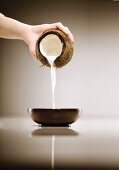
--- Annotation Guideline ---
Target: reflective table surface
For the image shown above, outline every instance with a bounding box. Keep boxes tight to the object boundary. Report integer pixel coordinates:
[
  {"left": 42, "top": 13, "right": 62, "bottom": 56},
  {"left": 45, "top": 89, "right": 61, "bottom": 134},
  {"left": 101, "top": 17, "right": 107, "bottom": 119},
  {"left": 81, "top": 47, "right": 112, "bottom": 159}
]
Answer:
[{"left": 0, "top": 117, "right": 119, "bottom": 170}]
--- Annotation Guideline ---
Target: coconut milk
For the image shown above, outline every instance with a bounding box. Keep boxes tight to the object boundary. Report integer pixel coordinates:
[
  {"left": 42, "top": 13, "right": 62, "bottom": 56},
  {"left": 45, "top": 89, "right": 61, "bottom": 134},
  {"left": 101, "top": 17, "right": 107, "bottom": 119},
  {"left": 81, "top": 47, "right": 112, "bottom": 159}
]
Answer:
[
  {"left": 43, "top": 54, "right": 57, "bottom": 109},
  {"left": 40, "top": 34, "right": 63, "bottom": 109}
]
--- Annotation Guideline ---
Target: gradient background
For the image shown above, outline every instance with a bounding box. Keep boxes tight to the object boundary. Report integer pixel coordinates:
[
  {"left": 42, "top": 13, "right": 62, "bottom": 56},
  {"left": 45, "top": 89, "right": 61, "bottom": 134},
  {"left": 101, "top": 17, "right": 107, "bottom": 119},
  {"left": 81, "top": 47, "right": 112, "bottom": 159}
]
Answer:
[{"left": 0, "top": 0, "right": 119, "bottom": 118}]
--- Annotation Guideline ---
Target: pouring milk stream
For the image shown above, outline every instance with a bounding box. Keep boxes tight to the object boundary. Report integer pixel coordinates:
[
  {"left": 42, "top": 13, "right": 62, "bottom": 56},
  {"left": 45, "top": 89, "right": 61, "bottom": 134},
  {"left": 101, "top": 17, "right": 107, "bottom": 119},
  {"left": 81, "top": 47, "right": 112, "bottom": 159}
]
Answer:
[{"left": 40, "top": 34, "right": 63, "bottom": 109}]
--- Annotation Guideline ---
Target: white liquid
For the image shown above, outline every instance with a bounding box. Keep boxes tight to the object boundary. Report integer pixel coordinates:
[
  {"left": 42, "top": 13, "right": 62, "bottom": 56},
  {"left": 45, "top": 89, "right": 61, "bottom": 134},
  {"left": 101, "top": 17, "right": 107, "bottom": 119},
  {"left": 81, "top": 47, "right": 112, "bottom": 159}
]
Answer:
[
  {"left": 40, "top": 45, "right": 57, "bottom": 109},
  {"left": 50, "top": 59, "right": 56, "bottom": 109},
  {"left": 40, "top": 34, "right": 63, "bottom": 109},
  {"left": 47, "top": 56, "right": 57, "bottom": 109}
]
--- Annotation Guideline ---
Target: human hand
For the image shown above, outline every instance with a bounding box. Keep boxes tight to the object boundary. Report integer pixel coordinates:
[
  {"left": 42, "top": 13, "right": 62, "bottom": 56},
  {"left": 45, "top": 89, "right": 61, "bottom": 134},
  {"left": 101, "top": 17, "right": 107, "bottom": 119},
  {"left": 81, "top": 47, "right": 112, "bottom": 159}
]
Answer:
[
  {"left": 0, "top": 14, "right": 74, "bottom": 59},
  {"left": 23, "top": 22, "right": 74, "bottom": 59}
]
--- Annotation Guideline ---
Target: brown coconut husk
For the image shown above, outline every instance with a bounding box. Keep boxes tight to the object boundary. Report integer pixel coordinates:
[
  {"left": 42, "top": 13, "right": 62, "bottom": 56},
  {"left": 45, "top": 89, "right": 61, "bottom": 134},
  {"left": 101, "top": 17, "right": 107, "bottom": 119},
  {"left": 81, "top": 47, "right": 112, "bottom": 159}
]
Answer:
[{"left": 35, "top": 28, "right": 74, "bottom": 68}]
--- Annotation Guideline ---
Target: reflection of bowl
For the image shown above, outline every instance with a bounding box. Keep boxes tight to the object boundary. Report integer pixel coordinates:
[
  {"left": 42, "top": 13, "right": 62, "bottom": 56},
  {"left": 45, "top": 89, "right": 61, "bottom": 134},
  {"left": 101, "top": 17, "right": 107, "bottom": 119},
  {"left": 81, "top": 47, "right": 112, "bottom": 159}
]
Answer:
[
  {"left": 28, "top": 108, "right": 80, "bottom": 126},
  {"left": 31, "top": 127, "right": 79, "bottom": 136}
]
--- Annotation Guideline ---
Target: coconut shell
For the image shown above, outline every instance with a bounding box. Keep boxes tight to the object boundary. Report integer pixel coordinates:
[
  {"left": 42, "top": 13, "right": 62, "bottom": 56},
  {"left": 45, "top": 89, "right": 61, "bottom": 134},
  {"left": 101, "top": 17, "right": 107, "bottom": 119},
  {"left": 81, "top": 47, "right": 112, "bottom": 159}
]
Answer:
[{"left": 35, "top": 28, "right": 74, "bottom": 68}]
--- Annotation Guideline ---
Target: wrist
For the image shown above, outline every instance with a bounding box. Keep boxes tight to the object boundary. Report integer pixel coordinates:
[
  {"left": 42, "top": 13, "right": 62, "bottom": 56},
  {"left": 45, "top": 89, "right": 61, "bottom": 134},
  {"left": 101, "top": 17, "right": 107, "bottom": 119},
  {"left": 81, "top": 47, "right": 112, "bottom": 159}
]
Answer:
[{"left": 20, "top": 24, "right": 32, "bottom": 44}]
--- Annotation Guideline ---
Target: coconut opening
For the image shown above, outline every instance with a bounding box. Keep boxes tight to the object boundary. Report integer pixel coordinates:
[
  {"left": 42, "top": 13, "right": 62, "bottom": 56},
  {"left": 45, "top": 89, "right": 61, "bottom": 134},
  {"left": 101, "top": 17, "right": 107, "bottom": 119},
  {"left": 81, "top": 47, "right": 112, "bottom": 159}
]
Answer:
[{"left": 39, "top": 34, "right": 63, "bottom": 60}]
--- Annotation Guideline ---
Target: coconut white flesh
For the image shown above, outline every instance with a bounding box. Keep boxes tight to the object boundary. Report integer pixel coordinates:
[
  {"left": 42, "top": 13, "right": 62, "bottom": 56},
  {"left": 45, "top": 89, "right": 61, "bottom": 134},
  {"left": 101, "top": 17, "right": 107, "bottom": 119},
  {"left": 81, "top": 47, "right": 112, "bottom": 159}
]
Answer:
[{"left": 39, "top": 34, "right": 63, "bottom": 61}]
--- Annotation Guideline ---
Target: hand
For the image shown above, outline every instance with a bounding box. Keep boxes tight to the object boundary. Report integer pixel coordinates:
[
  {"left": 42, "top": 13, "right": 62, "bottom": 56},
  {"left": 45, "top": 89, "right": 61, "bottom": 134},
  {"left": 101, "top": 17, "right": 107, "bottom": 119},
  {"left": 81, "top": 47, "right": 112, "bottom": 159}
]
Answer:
[
  {"left": 23, "top": 22, "right": 74, "bottom": 59},
  {"left": 0, "top": 14, "right": 74, "bottom": 59}
]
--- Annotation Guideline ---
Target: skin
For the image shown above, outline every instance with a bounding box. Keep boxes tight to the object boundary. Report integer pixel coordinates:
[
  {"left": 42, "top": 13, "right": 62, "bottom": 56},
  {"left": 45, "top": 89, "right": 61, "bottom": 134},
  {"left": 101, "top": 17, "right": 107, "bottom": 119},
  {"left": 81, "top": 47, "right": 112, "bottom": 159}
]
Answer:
[{"left": 0, "top": 13, "right": 74, "bottom": 59}]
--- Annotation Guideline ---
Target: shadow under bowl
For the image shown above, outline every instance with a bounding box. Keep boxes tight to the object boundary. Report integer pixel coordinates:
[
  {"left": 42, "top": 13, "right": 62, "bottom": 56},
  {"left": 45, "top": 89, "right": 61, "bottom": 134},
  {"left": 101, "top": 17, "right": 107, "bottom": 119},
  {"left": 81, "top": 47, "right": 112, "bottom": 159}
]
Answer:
[
  {"left": 28, "top": 108, "right": 80, "bottom": 126},
  {"left": 31, "top": 128, "right": 79, "bottom": 136}
]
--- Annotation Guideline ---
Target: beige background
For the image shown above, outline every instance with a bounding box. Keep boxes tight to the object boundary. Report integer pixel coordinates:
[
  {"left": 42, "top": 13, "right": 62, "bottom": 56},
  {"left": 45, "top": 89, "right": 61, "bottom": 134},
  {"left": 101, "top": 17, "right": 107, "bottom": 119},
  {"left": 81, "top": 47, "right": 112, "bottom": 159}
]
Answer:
[{"left": 0, "top": 0, "right": 119, "bottom": 118}]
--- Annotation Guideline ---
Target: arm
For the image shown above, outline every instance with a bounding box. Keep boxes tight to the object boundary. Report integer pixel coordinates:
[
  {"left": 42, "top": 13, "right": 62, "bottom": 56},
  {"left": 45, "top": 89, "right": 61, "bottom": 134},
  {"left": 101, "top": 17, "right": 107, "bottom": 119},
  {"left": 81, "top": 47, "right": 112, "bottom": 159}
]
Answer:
[
  {"left": 0, "top": 13, "right": 74, "bottom": 58},
  {"left": 0, "top": 13, "right": 29, "bottom": 40}
]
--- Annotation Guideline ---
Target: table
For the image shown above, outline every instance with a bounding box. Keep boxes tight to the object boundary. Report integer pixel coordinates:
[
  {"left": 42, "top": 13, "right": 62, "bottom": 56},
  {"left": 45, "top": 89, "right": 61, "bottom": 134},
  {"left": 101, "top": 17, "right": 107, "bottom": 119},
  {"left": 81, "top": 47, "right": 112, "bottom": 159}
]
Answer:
[{"left": 0, "top": 117, "right": 119, "bottom": 169}]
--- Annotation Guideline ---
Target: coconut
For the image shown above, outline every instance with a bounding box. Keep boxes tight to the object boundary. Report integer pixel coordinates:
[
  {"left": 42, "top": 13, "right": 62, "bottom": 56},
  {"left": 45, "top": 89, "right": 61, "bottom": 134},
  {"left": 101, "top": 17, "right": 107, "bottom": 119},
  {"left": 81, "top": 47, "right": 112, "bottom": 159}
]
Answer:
[{"left": 35, "top": 28, "right": 74, "bottom": 68}]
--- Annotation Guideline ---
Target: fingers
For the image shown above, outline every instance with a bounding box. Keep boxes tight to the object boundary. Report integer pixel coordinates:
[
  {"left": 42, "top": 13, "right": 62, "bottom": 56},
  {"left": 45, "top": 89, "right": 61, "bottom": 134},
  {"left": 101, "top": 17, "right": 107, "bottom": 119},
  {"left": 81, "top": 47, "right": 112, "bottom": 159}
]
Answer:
[
  {"left": 63, "top": 26, "right": 74, "bottom": 43},
  {"left": 45, "top": 22, "right": 74, "bottom": 43}
]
